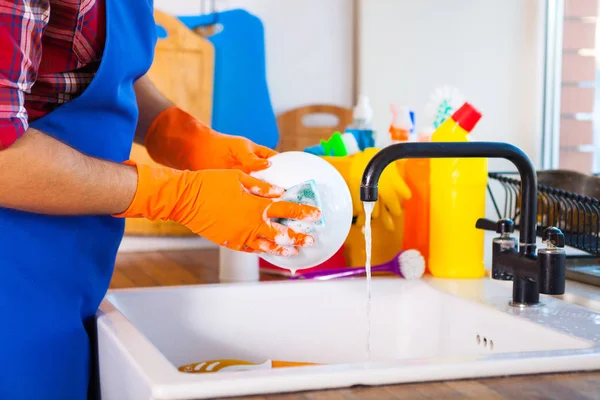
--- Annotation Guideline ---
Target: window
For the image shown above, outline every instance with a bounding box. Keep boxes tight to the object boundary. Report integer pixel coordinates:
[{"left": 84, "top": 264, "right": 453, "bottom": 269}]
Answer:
[{"left": 544, "top": 0, "right": 600, "bottom": 173}]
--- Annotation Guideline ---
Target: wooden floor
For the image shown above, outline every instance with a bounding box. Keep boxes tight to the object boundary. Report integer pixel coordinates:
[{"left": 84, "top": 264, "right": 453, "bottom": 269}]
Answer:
[{"left": 112, "top": 248, "right": 600, "bottom": 400}]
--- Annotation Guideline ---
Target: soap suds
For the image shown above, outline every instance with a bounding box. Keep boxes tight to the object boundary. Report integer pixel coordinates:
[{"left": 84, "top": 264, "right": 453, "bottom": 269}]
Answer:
[
  {"left": 266, "top": 185, "right": 285, "bottom": 196},
  {"left": 302, "top": 235, "right": 314, "bottom": 246},
  {"left": 256, "top": 238, "right": 297, "bottom": 257},
  {"left": 257, "top": 240, "right": 271, "bottom": 252},
  {"left": 280, "top": 220, "right": 315, "bottom": 235},
  {"left": 272, "top": 225, "right": 307, "bottom": 256},
  {"left": 278, "top": 247, "right": 296, "bottom": 257},
  {"left": 275, "top": 230, "right": 294, "bottom": 246},
  {"left": 303, "top": 209, "right": 322, "bottom": 223},
  {"left": 248, "top": 185, "right": 284, "bottom": 197}
]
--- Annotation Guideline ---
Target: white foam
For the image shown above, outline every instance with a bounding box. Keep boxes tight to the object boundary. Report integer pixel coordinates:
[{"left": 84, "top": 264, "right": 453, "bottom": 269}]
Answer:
[{"left": 275, "top": 231, "right": 294, "bottom": 247}]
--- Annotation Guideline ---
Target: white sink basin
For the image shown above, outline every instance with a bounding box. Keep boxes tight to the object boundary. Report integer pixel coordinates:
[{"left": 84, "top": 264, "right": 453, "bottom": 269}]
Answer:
[{"left": 97, "top": 277, "right": 600, "bottom": 399}]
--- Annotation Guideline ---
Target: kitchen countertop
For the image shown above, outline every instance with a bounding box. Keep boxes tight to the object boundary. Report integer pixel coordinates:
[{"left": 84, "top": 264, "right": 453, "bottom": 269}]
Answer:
[{"left": 111, "top": 247, "right": 600, "bottom": 399}]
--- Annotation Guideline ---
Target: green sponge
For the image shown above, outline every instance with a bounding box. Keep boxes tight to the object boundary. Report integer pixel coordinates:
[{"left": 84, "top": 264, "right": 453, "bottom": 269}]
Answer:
[{"left": 276, "top": 179, "right": 324, "bottom": 233}]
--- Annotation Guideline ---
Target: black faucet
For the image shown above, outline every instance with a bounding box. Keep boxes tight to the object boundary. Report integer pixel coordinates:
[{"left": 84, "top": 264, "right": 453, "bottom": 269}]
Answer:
[{"left": 360, "top": 141, "right": 566, "bottom": 307}]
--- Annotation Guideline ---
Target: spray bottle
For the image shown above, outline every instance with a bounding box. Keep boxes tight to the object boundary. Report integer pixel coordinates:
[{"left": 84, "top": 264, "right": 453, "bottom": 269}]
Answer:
[
  {"left": 388, "top": 104, "right": 413, "bottom": 143},
  {"left": 428, "top": 102, "right": 485, "bottom": 278},
  {"left": 401, "top": 88, "right": 462, "bottom": 268},
  {"left": 345, "top": 94, "right": 375, "bottom": 150}
]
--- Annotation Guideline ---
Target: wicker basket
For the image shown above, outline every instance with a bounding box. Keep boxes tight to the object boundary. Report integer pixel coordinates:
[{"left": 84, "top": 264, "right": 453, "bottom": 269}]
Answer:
[{"left": 276, "top": 105, "right": 352, "bottom": 152}]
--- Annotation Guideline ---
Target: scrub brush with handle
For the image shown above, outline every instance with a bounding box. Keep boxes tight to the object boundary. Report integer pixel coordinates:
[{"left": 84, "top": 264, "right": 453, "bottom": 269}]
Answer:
[
  {"left": 291, "top": 249, "right": 425, "bottom": 281},
  {"left": 419, "top": 85, "right": 464, "bottom": 141}
]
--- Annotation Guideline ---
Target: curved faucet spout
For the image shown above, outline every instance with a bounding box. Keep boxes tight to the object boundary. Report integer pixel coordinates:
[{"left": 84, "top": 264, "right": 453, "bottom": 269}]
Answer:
[{"left": 359, "top": 142, "right": 538, "bottom": 256}]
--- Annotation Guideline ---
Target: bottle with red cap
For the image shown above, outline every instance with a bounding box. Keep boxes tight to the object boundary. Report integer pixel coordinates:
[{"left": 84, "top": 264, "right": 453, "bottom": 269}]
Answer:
[{"left": 428, "top": 102, "right": 486, "bottom": 278}]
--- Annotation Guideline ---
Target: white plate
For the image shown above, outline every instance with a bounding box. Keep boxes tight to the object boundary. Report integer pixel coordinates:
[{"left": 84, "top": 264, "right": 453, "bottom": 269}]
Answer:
[{"left": 251, "top": 152, "right": 353, "bottom": 271}]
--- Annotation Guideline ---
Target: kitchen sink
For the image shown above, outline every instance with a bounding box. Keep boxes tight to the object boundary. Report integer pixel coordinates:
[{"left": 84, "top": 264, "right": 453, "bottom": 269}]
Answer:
[{"left": 97, "top": 277, "right": 600, "bottom": 400}]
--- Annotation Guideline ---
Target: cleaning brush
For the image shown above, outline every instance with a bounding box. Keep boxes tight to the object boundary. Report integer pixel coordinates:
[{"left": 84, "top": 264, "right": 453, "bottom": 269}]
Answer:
[
  {"left": 423, "top": 85, "right": 465, "bottom": 130},
  {"left": 291, "top": 249, "right": 426, "bottom": 280}
]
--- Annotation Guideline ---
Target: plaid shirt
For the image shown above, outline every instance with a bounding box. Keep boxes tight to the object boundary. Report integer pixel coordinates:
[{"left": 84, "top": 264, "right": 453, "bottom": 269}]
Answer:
[{"left": 0, "top": 0, "right": 105, "bottom": 149}]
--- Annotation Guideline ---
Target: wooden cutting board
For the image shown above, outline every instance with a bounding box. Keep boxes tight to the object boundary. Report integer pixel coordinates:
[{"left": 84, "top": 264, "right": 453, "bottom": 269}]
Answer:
[{"left": 125, "top": 10, "right": 215, "bottom": 236}]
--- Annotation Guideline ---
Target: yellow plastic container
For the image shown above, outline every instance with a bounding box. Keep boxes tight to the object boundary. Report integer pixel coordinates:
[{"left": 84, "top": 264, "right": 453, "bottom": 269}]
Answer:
[
  {"left": 322, "top": 153, "right": 407, "bottom": 267},
  {"left": 428, "top": 103, "right": 487, "bottom": 278}
]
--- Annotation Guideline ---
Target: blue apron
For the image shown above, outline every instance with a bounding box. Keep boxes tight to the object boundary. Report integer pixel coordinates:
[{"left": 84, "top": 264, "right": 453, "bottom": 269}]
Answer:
[{"left": 0, "top": 0, "right": 156, "bottom": 398}]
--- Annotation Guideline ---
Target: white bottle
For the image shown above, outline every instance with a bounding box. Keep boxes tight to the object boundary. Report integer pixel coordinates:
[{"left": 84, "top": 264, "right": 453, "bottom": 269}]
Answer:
[
  {"left": 219, "top": 248, "right": 259, "bottom": 283},
  {"left": 345, "top": 94, "right": 375, "bottom": 149},
  {"left": 389, "top": 104, "right": 413, "bottom": 143},
  {"left": 349, "top": 94, "right": 374, "bottom": 130}
]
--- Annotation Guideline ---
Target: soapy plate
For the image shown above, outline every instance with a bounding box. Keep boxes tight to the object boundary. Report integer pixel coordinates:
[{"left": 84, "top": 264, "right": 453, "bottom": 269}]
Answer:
[{"left": 251, "top": 152, "right": 353, "bottom": 270}]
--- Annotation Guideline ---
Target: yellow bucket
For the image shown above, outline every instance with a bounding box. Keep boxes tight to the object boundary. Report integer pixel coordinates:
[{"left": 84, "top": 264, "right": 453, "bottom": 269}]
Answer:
[{"left": 322, "top": 155, "right": 405, "bottom": 267}]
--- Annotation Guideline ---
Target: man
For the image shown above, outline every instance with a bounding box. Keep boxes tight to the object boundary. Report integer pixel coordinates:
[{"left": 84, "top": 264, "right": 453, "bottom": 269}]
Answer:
[{"left": 0, "top": 1, "right": 320, "bottom": 398}]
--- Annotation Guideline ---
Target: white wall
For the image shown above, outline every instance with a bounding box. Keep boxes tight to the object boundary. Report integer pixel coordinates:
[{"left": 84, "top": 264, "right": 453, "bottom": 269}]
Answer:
[
  {"left": 357, "top": 0, "right": 547, "bottom": 171},
  {"left": 152, "top": 0, "right": 547, "bottom": 163},
  {"left": 152, "top": 0, "right": 356, "bottom": 114}
]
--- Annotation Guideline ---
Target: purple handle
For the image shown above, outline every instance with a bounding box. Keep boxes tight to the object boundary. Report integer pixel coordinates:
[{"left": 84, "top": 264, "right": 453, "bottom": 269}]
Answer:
[{"left": 292, "top": 264, "right": 390, "bottom": 280}]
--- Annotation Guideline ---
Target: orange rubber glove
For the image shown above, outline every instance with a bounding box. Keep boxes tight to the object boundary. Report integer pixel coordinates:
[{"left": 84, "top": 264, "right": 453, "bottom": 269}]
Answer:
[
  {"left": 145, "top": 106, "right": 277, "bottom": 173},
  {"left": 114, "top": 161, "right": 321, "bottom": 256}
]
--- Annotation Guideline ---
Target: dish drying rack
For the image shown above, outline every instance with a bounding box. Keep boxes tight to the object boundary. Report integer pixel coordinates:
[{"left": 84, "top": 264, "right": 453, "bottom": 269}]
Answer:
[{"left": 487, "top": 170, "right": 600, "bottom": 287}]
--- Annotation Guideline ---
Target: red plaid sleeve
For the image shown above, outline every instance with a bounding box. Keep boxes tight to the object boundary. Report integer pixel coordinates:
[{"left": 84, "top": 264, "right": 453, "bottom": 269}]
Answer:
[{"left": 0, "top": 1, "right": 49, "bottom": 150}]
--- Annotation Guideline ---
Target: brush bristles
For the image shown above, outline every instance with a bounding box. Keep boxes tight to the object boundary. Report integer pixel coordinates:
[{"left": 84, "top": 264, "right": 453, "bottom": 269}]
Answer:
[{"left": 399, "top": 249, "right": 426, "bottom": 280}]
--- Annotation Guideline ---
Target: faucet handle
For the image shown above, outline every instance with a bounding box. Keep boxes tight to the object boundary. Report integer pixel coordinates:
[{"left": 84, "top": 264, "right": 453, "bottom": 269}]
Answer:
[
  {"left": 496, "top": 219, "right": 515, "bottom": 235},
  {"left": 490, "top": 218, "right": 518, "bottom": 281},
  {"left": 543, "top": 227, "right": 565, "bottom": 248},
  {"left": 475, "top": 218, "right": 498, "bottom": 231},
  {"left": 475, "top": 218, "right": 515, "bottom": 235},
  {"left": 538, "top": 227, "right": 566, "bottom": 296}
]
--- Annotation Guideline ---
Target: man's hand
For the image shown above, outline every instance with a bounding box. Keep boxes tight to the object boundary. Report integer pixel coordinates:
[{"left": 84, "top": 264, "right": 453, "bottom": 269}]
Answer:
[
  {"left": 202, "top": 130, "right": 278, "bottom": 172},
  {"left": 115, "top": 162, "right": 320, "bottom": 256},
  {"left": 133, "top": 75, "right": 276, "bottom": 173},
  {"left": 0, "top": 128, "right": 138, "bottom": 215},
  {"left": 0, "top": 127, "right": 316, "bottom": 257},
  {"left": 145, "top": 106, "right": 277, "bottom": 172}
]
